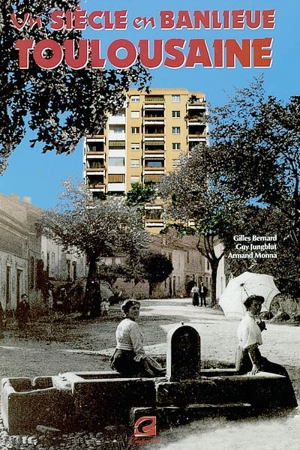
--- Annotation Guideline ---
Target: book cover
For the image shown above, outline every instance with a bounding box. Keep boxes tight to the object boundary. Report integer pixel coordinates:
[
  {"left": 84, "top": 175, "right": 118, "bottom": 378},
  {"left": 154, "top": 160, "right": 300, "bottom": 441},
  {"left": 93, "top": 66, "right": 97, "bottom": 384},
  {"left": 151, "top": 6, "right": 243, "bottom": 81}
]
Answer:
[{"left": 0, "top": 0, "right": 299, "bottom": 449}]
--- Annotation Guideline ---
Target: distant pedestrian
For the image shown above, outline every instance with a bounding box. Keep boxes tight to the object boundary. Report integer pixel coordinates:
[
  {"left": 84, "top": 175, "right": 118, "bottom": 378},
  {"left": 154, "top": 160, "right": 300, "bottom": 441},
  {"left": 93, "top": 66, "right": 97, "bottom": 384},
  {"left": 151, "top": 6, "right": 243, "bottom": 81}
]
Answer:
[
  {"left": 101, "top": 298, "right": 110, "bottom": 317},
  {"left": 89, "top": 280, "right": 101, "bottom": 317},
  {"left": 191, "top": 285, "right": 199, "bottom": 306},
  {"left": 15, "top": 294, "right": 30, "bottom": 332},
  {"left": 200, "top": 282, "right": 207, "bottom": 307}
]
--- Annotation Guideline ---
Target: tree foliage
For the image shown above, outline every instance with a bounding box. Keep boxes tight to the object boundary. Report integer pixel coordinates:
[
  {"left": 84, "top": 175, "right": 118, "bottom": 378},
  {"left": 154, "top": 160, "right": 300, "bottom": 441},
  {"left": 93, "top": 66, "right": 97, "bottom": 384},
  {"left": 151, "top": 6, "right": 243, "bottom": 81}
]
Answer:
[
  {"left": 140, "top": 252, "right": 173, "bottom": 297},
  {"left": 38, "top": 180, "right": 150, "bottom": 314},
  {"left": 0, "top": 1, "right": 151, "bottom": 172},
  {"left": 208, "top": 75, "right": 300, "bottom": 290},
  {"left": 159, "top": 146, "right": 246, "bottom": 305},
  {"left": 208, "top": 75, "right": 300, "bottom": 247},
  {"left": 126, "top": 183, "right": 156, "bottom": 207}
]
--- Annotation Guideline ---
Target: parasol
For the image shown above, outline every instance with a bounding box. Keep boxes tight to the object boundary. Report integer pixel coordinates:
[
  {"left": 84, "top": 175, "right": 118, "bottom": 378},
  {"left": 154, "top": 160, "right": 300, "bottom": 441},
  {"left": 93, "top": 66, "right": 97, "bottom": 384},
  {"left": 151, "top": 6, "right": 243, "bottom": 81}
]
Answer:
[{"left": 219, "top": 271, "right": 280, "bottom": 319}]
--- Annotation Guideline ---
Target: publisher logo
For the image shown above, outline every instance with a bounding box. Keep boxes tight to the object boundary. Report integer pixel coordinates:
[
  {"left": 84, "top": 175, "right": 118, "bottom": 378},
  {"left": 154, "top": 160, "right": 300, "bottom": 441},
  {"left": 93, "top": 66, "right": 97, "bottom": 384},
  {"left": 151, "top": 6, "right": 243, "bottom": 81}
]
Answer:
[{"left": 134, "top": 416, "right": 157, "bottom": 437}]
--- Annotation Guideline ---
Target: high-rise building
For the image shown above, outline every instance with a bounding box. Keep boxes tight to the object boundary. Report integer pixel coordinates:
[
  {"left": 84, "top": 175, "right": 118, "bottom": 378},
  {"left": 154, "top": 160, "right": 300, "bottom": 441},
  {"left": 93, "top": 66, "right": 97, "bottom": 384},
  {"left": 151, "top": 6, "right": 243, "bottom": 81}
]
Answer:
[{"left": 83, "top": 88, "right": 208, "bottom": 233}]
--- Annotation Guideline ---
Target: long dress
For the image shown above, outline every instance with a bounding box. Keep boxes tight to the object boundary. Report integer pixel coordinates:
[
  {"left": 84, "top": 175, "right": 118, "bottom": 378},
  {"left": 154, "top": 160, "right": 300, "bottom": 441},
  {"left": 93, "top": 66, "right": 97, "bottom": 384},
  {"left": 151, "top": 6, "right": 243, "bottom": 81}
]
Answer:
[
  {"left": 191, "top": 287, "right": 199, "bottom": 306},
  {"left": 110, "top": 318, "right": 165, "bottom": 377},
  {"left": 236, "top": 312, "right": 292, "bottom": 378}
]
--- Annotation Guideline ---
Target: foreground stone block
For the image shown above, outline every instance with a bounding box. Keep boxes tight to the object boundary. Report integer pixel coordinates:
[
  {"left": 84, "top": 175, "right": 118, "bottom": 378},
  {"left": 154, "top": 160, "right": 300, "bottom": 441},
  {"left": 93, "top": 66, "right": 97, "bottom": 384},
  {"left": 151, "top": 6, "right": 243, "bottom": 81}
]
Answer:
[
  {"left": 1, "top": 377, "right": 73, "bottom": 435},
  {"left": 69, "top": 373, "right": 157, "bottom": 430}
]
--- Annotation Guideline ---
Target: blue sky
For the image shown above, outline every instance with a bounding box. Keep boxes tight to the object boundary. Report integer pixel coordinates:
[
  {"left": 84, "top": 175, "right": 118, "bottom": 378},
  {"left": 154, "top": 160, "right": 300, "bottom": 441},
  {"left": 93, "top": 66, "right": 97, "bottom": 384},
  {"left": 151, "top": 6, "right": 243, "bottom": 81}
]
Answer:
[{"left": 1, "top": 0, "right": 299, "bottom": 209}]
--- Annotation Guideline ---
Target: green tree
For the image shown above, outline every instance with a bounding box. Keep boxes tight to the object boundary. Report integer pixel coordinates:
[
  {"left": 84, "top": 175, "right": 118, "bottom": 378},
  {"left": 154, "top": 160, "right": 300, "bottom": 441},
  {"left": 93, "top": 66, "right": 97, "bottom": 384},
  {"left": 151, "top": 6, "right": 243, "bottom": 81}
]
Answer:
[
  {"left": 208, "top": 76, "right": 300, "bottom": 290},
  {"left": 126, "top": 183, "right": 156, "bottom": 207},
  {"left": 0, "top": 1, "right": 151, "bottom": 172},
  {"left": 208, "top": 75, "right": 300, "bottom": 247},
  {"left": 224, "top": 205, "right": 300, "bottom": 299},
  {"left": 159, "top": 148, "right": 245, "bottom": 306},
  {"left": 140, "top": 252, "right": 173, "bottom": 298},
  {"left": 38, "top": 180, "right": 150, "bottom": 315}
]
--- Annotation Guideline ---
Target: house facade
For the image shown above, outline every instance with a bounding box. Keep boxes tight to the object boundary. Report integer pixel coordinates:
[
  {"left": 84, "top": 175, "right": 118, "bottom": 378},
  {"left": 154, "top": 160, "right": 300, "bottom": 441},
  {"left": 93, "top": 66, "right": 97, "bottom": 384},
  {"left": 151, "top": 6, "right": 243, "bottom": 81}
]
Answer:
[{"left": 0, "top": 193, "right": 87, "bottom": 312}]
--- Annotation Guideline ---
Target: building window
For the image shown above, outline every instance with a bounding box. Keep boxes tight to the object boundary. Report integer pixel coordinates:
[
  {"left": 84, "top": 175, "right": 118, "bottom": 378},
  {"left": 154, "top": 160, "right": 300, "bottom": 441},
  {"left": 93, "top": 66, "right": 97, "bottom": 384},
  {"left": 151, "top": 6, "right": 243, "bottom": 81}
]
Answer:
[
  {"left": 66, "top": 260, "right": 71, "bottom": 281},
  {"left": 145, "top": 160, "right": 164, "bottom": 168},
  {"left": 131, "top": 159, "right": 140, "bottom": 167},
  {"left": 111, "top": 126, "right": 124, "bottom": 134},
  {"left": 131, "top": 95, "right": 140, "bottom": 102},
  {"left": 131, "top": 143, "right": 140, "bottom": 151},
  {"left": 144, "top": 174, "right": 163, "bottom": 184},
  {"left": 172, "top": 127, "right": 180, "bottom": 134},
  {"left": 72, "top": 261, "right": 77, "bottom": 281},
  {"left": 30, "top": 257, "right": 35, "bottom": 289},
  {"left": 172, "top": 143, "right": 181, "bottom": 150},
  {"left": 172, "top": 110, "right": 180, "bottom": 118},
  {"left": 131, "top": 127, "right": 140, "bottom": 134},
  {"left": 131, "top": 111, "right": 140, "bottom": 118},
  {"left": 108, "top": 157, "right": 125, "bottom": 166},
  {"left": 130, "top": 176, "right": 140, "bottom": 185},
  {"left": 172, "top": 159, "right": 180, "bottom": 167},
  {"left": 115, "top": 110, "right": 125, "bottom": 117},
  {"left": 172, "top": 95, "right": 180, "bottom": 102},
  {"left": 17, "top": 269, "right": 22, "bottom": 304},
  {"left": 6, "top": 266, "right": 11, "bottom": 306},
  {"left": 108, "top": 174, "right": 125, "bottom": 182}
]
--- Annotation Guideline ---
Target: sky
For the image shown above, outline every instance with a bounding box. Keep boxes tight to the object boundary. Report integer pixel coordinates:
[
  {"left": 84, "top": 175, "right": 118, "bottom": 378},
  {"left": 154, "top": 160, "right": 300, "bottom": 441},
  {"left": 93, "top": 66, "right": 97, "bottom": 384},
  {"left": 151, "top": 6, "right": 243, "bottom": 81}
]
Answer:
[{"left": 1, "top": 0, "right": 299, "bottom": 210}]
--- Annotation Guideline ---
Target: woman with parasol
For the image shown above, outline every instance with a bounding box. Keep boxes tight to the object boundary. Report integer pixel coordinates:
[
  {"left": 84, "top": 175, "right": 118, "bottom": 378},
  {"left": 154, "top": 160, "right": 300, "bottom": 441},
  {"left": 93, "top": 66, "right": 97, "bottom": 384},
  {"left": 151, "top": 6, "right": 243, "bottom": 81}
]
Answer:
[{"left": 236, "top": 294, "right": 293, "bottom": 380}]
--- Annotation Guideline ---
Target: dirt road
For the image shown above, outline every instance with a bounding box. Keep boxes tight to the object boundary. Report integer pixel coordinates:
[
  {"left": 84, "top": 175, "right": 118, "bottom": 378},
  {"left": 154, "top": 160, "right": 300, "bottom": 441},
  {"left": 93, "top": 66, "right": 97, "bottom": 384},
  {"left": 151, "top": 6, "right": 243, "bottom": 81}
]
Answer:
[{"left": 141, "top": 298, "right": 300, "bottom": 369}]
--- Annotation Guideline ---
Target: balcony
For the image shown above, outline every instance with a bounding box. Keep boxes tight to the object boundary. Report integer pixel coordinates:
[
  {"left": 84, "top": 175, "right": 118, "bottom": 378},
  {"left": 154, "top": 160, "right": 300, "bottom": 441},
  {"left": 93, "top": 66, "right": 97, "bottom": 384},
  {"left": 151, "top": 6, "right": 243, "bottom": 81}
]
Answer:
[
  {"left": 144, "top": 174, "right": 164, "bottom": 184},
  {"left": 86, "top": 135, "right": 105, "bottom": 141},
  {"left": 144, "top": 95, "right": 165, "bottom": 103},
  {"left": 144, "top": 218, "right": 165, "bottom": 228},
  {"left": 89, "top": 184, "right": 105, "bottom": 192},
  {"left": 108, "top": 115, "right": 126, "bottom": 125},
  {"left": 188, "top": 124, "right": 207, "bottom": 142},
  {"left": 85, "top": 166, "right": 106, "bottom": 176},
  {"left": 107, "top": 183, "right": 126, "bottom": 192},
  {"left": 143, "top": 118, "right": 165, "bottom": 125},
  {"left": 144, "top": 135, "right": 165, "bottom": 142},
  {"left": 187, "top": 97, "right": 206, "bottom": 107},
  {"left": 144, "top": 155, "right": 165, "bottom": 166},
  {"left": 85, "top": 152, "right": 105, "bottom": 159},
  {"left": 188, "top": 135, "right": 207, "bottom": 142},
  {"left": 85, "top": 141, "right": 105, "bottom": 154},
  {"left": 186, "top": 114, "right": 206, "bottom": 125},
  {"left": 143, "top": 110, "right": 165, "bottom": 118},
  {"left": 143, "top": 167, "right": 165, "bottom": 178},
  {"left": 144, "top": 150, "right": 165, "bottom": 158},
  {"left": 108, "top": 132, "right": 126, "bottom": 141}
]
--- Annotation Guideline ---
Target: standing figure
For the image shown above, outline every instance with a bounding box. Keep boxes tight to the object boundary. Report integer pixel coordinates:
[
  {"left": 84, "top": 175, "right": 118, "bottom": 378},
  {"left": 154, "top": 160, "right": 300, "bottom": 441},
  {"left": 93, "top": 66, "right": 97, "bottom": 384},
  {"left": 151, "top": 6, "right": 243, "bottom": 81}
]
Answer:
[
  {"left": 199, "top": 282, "right": 207, "bottom": 306},
  {"left": 110, "top": 299, "right": 165, "bottom": 377},
  {"left": 191, "top": 285, "right": 199, "bottom": 306},
  {"left": 15, "top": 294, "right": 30, "bottom": 333},
  {"left": 101, "top": 298, "right": 110, "bottom": 317},
  {"left": 89, "top": 280, "right": 101, "bottom": 317}
]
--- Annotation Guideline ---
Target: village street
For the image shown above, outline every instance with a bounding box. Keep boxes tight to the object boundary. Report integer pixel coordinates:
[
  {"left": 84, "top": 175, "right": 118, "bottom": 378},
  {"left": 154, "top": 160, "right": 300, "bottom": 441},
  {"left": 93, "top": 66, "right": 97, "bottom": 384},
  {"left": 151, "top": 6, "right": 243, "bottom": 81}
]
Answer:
[
  {"left": 0, "top": 298, "right": 299, "bottom": 450},
  {"left": 0, "top": 298, "right": 299, "bottom": 390}
]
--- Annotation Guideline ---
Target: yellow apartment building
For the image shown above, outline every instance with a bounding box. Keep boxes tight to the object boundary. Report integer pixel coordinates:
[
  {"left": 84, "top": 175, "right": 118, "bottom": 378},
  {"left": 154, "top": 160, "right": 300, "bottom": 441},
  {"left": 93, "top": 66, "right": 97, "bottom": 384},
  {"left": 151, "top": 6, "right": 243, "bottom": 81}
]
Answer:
[{"left": 83, "top": 88, "right": 208, "bottom": 233}]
